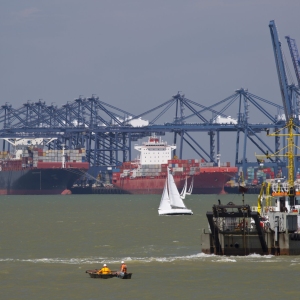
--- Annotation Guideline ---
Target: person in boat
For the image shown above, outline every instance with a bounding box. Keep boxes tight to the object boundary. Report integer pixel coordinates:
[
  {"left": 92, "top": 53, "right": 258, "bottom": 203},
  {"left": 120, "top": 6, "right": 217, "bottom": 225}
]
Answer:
[
  {"left": 118, "top": 261, "right": 127, "bottom": 275},
  {"left": 121, "top": 261, "right": 127, "bottom": 273},
  {"left": 97, "top": 263, "right": 111, "bottom": 274}
]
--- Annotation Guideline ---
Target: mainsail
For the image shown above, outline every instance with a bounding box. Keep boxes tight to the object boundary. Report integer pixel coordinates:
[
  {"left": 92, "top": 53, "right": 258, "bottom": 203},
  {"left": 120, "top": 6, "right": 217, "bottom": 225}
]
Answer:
[
  {"left": 168, "top": 171, "right": 187, "bottom": 209},
  {"left": 158, "top": 178, "right": 172, "bottom": 211}
]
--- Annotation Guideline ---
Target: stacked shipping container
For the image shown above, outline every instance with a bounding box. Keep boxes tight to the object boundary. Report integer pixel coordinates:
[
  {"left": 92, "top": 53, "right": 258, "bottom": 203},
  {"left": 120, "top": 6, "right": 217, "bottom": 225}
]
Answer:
[
  {"left": 246, "top": 166, "right": 275, "bottom": 185},
  {"left": 32, "top": 148, "right": 86, "bottom": 165},
  {"left": 0, "top": 148, "right": 88, "bottom": 171},
  {"left": 113, "top": 159, "right": 232, "bottom": 180}
]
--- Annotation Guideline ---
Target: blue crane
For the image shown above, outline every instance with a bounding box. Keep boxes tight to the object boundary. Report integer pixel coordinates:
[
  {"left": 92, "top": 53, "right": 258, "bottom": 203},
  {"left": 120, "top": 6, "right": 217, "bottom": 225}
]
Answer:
[
  {"left": 286, "top": 36, "right": 300, "bottom": 87},
  {"left": 285, "top": 36, "right": 300, "bottom": 173},
  {"left": 285, "top": 36, "right": 300, "bottom": 123},
  {"left": 0, "top": 22, "right": 294, "bottom": 177},
  {"left": 0, "top": 89, "right": 286, "bottom": 181},
  {"left": 269, "top": 20, "right": 293, "bottom": 120},
  {"left": 269, "top": 20, "right": 300, "bottom": 183}
]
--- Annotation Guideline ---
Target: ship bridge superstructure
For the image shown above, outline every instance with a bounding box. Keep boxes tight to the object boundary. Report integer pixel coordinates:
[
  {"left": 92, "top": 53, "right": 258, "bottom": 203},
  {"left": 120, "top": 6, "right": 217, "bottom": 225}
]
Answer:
[{"left": 134, "top": 135, "right": 176, "bottom": 165}]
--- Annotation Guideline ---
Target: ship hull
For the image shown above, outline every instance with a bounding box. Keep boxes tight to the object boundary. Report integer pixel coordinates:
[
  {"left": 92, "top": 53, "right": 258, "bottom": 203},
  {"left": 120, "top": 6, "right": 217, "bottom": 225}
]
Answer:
[
  {"left": 224, "top": 185, "right": 262, "bottom": 194},
  {"left": 113, "top": 167, "right": 237, "bottom": 194},
  {"left": 0, "top": 168, "right": 85, "bottom": 195}
]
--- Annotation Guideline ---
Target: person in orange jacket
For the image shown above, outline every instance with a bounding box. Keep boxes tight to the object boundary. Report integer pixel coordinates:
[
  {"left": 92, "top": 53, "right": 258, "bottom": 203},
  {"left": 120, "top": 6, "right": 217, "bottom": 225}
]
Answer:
[
  {"left": 97, "top": 263, "right": 111, "bottom": 274},
  {"left": 120, "top": 261, "right": 127, "bottom": 273}
]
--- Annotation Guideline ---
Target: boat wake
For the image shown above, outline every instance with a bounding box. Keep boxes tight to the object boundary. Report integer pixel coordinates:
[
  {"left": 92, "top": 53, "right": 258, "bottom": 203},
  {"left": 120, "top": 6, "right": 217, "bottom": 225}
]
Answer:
[{"left": 1, "top": 253, "right": 300, "bottom": 265}]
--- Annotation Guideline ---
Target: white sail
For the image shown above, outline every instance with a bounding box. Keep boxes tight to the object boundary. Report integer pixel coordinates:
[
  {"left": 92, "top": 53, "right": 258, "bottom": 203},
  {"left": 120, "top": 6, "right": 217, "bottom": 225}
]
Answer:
[
  {"left": 186, "top": 177, "right": 194, "bottom": 195},
  {"left": 180, "top": 177, "right": 187, "bottom": 199},
  {"left": 168, "top": 171, "right": 187, "bottom": 209},
  {"left": 158, "top": 169, "right": 193, "bottom": 215},
  {"left": 158, "top": 177, "right": 172, "bottom": 211}
]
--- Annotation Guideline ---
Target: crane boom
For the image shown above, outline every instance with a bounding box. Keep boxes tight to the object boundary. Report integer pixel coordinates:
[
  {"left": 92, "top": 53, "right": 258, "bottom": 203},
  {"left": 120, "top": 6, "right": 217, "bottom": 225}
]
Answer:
[
  {"left": 269, "top": 20, "right": 292, "bottom": 120},
  {"left": 285, "top": 36, "right": 300, "bottom": 87}
]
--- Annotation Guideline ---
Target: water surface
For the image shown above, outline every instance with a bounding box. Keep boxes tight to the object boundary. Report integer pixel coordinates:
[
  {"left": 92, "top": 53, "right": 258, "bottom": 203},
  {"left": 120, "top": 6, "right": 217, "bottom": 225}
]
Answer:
[{"left": 0, "top": 194, "right": 299, "bottom": 299}]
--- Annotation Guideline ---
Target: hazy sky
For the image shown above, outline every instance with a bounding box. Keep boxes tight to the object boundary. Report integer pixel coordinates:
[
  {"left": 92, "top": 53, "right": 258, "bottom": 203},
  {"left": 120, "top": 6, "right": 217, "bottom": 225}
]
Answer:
[{"left": 1, "top": 0, "right": 300, "bottom": 162}]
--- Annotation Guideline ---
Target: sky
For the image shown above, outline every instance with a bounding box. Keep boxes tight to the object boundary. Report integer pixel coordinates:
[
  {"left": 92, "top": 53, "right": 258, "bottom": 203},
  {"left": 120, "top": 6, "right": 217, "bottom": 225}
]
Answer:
[{"left": 1, "top": 0, "right": 300, "bottom": 163}]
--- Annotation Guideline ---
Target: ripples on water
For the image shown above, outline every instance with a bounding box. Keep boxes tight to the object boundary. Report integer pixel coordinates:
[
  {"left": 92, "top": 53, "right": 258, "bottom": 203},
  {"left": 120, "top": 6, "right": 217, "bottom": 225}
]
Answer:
[
  {"left": 0, "top": 194, "right": 300, "bottom": 299},
  {"left": 3, "top": 252, "right": 300, "bottom": 265}
]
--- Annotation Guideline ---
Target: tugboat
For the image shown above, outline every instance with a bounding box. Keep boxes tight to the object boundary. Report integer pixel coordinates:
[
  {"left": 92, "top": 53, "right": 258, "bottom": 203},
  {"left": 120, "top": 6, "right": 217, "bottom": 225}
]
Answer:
[{"left": 201, "top": 119, "right": 300, "bottom": 255}]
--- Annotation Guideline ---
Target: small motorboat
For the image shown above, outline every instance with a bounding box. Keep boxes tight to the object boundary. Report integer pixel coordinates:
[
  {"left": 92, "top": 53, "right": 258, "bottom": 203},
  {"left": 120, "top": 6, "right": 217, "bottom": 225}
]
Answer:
[
  {"left": 85, "top": 269, "right": 132, "bottom": 279},
  {"left": 116, "top": 272, "right": 132, "bottom": 279},
  {"left": 85, "top": 269, "right": 115, "bottom": 279}
]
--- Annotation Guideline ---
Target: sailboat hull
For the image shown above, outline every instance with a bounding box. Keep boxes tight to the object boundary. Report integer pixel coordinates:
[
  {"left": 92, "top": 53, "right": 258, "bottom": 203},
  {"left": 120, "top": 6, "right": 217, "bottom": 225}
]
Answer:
[{"left": 158, "top": 208, "right": 193, "bottom": 215}]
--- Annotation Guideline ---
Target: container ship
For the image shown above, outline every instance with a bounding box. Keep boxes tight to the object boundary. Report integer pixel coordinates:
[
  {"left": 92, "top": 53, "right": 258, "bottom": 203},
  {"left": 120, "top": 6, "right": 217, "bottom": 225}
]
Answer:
[
  {"left": 224, "top": 166, "right": 279, "bottom": 194},
  {"left": 0, "top": 138, "right": 89, "bottom": 195},
  {"left": 112, "top": 136, "right": 237, "bottom": 194}
]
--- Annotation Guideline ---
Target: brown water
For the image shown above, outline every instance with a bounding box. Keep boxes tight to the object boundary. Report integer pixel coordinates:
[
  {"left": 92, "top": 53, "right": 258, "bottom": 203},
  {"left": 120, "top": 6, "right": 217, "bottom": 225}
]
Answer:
[{"left": 0, "top": 194, "right": 300, "bottom": 299}]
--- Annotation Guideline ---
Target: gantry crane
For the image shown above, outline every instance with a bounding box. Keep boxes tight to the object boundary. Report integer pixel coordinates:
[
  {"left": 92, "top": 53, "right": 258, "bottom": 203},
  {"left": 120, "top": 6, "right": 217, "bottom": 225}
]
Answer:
[
  {"left": 286, "top": 36, "right": 300, "bottom": 87},
  {"left": 285, "top": 36, "right": 300, "bottom": 170},
  {"left": 0, "top": 89, "right": 286, "bottom": 173},
  {"left": 258, "top": 20, "right": 300, "bottom": 192},
  {"left": 0, "top": 21, "right": 297, "bottom": 176},
  {"left": 269, "top": 20, "right": 293, "bottom": 120}
]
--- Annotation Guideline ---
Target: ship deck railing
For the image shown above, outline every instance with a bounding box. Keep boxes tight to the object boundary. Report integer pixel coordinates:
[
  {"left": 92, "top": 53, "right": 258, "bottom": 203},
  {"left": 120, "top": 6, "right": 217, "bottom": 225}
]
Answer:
[{"left": 216, "top": 227, "right": 262, "bottom": 234}]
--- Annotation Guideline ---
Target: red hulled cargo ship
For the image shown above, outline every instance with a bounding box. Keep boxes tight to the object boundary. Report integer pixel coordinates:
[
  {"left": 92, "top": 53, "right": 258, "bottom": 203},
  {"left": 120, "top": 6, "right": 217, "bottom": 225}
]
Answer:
[{"left": 112, "top": 136, "right": 237, "bottom": 194}]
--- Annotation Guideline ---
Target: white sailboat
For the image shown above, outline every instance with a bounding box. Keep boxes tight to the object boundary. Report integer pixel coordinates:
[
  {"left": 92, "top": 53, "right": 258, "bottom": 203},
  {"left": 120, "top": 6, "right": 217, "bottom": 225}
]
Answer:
[
  {"left": 180, "top": 177, "right": 187, "bottom": 199},
  {"left": 186, "top": 176, "right": 194, "bottom": 195},
  {"left": 158, "top": 170, "right": 193, "bottom": 215},
  {"left": 180, "top": 176, "right": 194, "bottom": 199}
]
